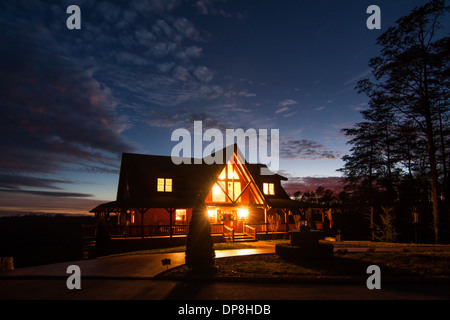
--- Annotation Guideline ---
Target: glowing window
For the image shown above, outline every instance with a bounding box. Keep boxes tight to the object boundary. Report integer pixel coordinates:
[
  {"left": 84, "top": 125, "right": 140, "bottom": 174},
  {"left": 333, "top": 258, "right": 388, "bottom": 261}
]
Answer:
[
  {"left": 175, "top": 209, "right": 186, "bottom": 222},
  {"left": 228, "top": 181, "right": 241, "bottom": 202},
  {"left": 263, "top": 183, "right": 275, "bottom": 195},
  {"left": 165, "top": 178, "right": 172, "bottom": 192},
  {"left": 212, "top": 182, "right": 226, "bottom": 202},
  {"left": 218, "top": 163, "right": 240, "bottom": 180},
  {"left": 157, "top": 178, "right": 172, "bottom": 192}
]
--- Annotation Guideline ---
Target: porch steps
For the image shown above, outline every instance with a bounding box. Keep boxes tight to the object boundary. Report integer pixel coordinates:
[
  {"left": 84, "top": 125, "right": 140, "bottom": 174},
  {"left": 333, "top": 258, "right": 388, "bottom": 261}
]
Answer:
[
  {"left": 82, "top": 240, "right": 96, "bottom": 259},
  {"left": 233, "top": 233, "right": 257, "bottom": 242}
]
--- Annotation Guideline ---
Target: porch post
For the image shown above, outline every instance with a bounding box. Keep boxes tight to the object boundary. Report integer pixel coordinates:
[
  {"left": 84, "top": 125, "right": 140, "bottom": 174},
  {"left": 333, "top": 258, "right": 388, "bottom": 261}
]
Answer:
[
  {"left": 264, "top": 208, "right": 268, "bottom": 234},
  {"left": 136, "top": 208, "right": 146, "bottom": 239},
  {"left": 170, "top": 209, "right": 173, "bottom": 238},
  {"left": 165, "top": 208, "right": 175, "bottom": 238},
  {"left": 284, "top": 209, "right": 289, "bottom": 234}
]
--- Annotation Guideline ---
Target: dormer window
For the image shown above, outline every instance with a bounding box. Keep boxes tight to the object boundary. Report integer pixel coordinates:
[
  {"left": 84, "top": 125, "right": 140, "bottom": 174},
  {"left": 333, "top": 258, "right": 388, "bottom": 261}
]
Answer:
[
  {"left": 157, "top": 178, "right": 172, "bottom": 192},
  {"left": 263, "top": 183, "right": 274, "bottom": 195}
]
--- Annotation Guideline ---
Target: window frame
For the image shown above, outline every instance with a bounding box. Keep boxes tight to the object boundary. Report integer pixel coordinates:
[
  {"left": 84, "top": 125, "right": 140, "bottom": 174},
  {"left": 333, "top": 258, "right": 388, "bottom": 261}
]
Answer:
[
  {"left": 157, "top": 178, "right": 173, "bottom": 192},
  {"left": 263, "top": 182, "right": 275, "bottom": 195}
]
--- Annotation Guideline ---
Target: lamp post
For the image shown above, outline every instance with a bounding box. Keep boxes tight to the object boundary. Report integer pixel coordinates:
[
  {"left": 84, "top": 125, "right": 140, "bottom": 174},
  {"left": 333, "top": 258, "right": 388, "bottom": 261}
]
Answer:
[
  {"left": 412, "top": 208, "right": 419, "bottom": 245},
  {"left": 300, "top": 215, "right": 308, "bottom": 231}
]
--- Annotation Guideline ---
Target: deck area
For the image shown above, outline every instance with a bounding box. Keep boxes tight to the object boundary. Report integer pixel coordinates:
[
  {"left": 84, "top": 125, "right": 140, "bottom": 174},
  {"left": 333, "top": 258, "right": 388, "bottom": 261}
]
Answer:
[{"left": 82, "top": 222, "right": 294, "bottom": 242}]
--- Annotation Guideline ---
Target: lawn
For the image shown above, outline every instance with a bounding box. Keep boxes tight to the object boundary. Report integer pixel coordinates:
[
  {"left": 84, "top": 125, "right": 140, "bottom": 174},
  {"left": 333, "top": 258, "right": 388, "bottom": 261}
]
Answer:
[{"left": 156, "top": 250, "right": 450, "bottom": 280}]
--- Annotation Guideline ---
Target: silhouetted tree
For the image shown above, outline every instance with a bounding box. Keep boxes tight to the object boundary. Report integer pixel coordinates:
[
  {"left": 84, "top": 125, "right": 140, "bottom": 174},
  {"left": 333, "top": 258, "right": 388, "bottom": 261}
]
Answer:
[
  {"left": 185, "top": 198, "right": 215, "bottom": 271},
  {"left": 342, "top": 0, "right": 449, "bottom": 243}
]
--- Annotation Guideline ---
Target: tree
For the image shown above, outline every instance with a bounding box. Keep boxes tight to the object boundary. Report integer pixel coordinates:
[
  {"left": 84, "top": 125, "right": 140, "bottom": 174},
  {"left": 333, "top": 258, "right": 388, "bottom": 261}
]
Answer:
[
  {"left": 339, "top": 120, "right": 384, "bottom": 203},
  {"left": 185, "top": 197, "right": 215, "bottom": 271},
  {"left": 373, "top": 206, "right": 399, "bottom": 242},
  {"left": 352, "top": 0, "right": 450, "bottom": 243}
]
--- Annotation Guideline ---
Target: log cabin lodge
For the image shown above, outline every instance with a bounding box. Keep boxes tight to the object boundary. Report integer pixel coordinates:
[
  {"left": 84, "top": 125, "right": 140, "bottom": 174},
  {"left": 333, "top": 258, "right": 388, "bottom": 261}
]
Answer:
[{"left": 89, "top": 144, "right": 331, "bottom": 242}]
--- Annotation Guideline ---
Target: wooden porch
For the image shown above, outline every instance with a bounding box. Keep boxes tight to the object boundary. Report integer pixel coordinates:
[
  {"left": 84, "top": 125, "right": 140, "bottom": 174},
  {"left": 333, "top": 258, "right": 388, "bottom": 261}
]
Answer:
[{"left": 81, "top": 222, "right": 301, "bottom": 243}]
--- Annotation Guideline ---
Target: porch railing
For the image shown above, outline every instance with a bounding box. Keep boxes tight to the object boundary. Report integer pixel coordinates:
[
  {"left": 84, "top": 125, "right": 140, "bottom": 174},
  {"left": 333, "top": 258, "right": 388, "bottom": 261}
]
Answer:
[
  {"left": 245, "top": 223, "right": 293, "bottom": 234},
  {"left": 82, "top": 222, "right": 292, "bottom": 240},
  {"left": 223, "top": 225, "right": 234, "bottom": 242},
  {"left": 243, "top": 224, "right": 257, "bottom": 240},
  {"left": 86, "top": 223, "right": 225, "bottom": 239}
]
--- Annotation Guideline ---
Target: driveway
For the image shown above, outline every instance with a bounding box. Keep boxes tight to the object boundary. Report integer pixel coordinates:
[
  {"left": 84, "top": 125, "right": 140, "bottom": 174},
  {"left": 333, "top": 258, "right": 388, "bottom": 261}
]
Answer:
[
  {"left": 0, "top": 241, "right": 276, "bottom": 279},
  {"left": 1, "top": 241, "right": 449, "bottom": 301}
]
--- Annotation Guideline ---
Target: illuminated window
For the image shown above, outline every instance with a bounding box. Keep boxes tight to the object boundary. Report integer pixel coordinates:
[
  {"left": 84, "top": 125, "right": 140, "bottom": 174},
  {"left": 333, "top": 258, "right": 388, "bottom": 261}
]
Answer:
[
  {"left": 212, "top": 182, "right": 226, "bottom": 202},
  {"left": 263, "top": 183, "right": 275, "bottom": 195},
  {"left": 175, "top": 209, "right": 186, "bottom": 222},
  {"left": 165, "top": 178, "right": 172, "bottom": 192},
  {"left": 218, "top": 163, "right": 240, "bottom": 180},
  {"left": 228, "top": 181, "right": 241, "bottom": 202},
  {"left": 157, "top": 178, "right": 172, "bottom": 192},
  {"left": 214, "top": 162, "right": 242, "bottom": 202}
]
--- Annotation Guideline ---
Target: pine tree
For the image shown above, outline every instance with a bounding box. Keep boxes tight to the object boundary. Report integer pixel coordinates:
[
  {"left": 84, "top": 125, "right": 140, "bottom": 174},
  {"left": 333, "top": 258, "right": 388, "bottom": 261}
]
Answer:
[{"left": 350, "top": 0, "right": 450, "bottom": 243}]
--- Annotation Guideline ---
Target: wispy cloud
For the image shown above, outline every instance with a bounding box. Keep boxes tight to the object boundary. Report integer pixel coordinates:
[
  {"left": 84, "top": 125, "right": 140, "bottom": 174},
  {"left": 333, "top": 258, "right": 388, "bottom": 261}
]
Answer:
[
  {"left": 281, "top": 176, "right": 343, "bottom": 194},
  {"left": 278, "top": 99, "right": 298, "bottom": 107},
  {"left": 280, "top": 137, "right": 341, "bottom": 161},
  {"left": 343, "top": 68, "right": 372, "bottom": 86},
  {"left": 275, "top": 107, "right": 290, "bottom": 114}
]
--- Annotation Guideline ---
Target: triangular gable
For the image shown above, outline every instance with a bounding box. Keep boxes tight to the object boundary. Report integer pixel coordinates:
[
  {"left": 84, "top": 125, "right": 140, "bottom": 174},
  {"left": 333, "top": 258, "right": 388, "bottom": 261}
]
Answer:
[{"left": 205, "top": 144, "right": 268, "bottom": 208}]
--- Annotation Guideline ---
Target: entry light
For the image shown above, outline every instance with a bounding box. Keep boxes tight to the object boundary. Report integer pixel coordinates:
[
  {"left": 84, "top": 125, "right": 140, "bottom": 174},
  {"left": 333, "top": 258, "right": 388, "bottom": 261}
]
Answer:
[{"left": 238, "top": 208, "right": 249, "bottom": 219}]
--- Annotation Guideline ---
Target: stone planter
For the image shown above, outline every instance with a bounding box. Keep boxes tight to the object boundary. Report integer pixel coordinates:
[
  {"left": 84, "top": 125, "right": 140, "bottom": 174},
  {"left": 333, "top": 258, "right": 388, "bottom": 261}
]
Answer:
[
  {"left": 275, "top": 230, "right": 333, "bottom": 261},
  {"left": 289, "top": 230, "right": 321, "bottom": 246}
]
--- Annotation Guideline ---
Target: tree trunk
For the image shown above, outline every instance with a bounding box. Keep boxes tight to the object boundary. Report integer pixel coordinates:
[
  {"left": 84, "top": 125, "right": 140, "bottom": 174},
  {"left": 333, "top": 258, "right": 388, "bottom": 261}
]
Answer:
[{"left": 425, "top": 110, "right": 440, "bottom": 243}]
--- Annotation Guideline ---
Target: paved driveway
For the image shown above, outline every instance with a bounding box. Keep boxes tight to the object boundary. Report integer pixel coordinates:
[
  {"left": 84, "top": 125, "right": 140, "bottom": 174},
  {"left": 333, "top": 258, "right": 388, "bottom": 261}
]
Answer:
[
  {"left": 1, "top": 242, "right": 449, "bottom": 300},
  {"left": 0, "top": 242, "right": 276, "bottom": 279}
]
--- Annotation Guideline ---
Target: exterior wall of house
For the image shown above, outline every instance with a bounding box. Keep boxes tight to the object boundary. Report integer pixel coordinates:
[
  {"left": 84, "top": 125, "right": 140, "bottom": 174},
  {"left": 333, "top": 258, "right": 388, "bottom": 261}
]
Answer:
[
  {"left": 129, "top": 208, "right": 194, "bottom": 226},
  {"left": 128, "top": 206, "right": 268, "bottom": 231}
]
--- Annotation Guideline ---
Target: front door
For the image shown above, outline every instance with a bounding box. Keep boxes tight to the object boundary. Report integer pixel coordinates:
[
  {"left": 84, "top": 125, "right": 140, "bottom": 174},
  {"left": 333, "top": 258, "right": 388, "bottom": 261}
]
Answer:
[{"left": 220, "top": 210, "right": 239, "bottom": 231}]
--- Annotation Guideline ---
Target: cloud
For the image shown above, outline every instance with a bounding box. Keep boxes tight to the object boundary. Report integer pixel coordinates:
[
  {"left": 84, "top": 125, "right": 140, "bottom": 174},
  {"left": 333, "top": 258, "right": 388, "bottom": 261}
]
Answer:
[
  {"left": 283, "top": 112, "right": 298, "bottom": 117},
  {"left": 275, "top": 107, "right": 290, "bottom": 114},
  {"left": 344, "top": 68, "right": 372, "bottom": 86},
  {"left": 0, "top": 3, "right": 138, "bottom": 192},
  {"left": 195, "top": 0, "right": 242, "bottom": 18},
  {"left": 0, "top": 0, "right": 251, "bottom": 196},
  {"left": 0, "top": 188, "right": 94, "bottom": 198},
  {"left": 147, "top": 108, "right": 230, "bottom": 132},
  {"left": 280, "top": 137, "right": 341, "bottom": 160},
  {"left": 0, "top": 174, "right": 74, "bottom": 191},
  {"left": 238, "top": 90, "right": 257, "bottom": 98},
  {"left": 0, "top": 191, "right": 107, "bottom": 215},
  {"left": 278, "top": 99, "right": 298, "bottom": 107},
  {"left": 194, "top": 66, "right": 214, "bottom": 82},
  {"left": 281, "top": 176, "right": 343, "bottom": 194}
]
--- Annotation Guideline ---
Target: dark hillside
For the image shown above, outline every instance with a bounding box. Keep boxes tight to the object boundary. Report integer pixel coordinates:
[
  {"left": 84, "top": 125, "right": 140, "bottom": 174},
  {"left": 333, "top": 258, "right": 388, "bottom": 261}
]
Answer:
[{"left": 0, "top": 214, "right": 95, "bottom": 268}]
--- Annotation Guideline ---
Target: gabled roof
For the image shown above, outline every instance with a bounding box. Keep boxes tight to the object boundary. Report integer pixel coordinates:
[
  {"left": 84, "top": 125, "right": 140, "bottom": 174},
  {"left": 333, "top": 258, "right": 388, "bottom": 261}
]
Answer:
[{"left": 90, "top": 144, "right": 292, "bottom": 212}]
